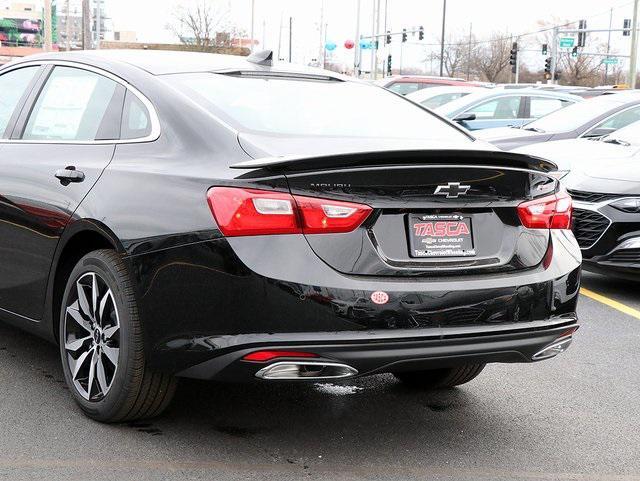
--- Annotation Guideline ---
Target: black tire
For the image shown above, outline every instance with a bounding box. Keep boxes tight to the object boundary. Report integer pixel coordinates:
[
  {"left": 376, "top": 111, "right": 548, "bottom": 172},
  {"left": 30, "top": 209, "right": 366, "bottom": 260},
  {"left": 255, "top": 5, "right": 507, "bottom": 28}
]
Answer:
[
  {"left": 393, "top": 363, "right": 486, "bottom": 389},
  {"left": 59, "top": 249, "right": 177, "bottom": 423}
]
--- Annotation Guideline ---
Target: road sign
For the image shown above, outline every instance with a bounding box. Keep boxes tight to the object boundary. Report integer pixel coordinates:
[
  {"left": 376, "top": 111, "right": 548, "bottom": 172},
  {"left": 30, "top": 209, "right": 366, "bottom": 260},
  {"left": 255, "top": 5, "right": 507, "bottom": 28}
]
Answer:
[
  {"left": 602, "top": 57, "right": 619, "bottom": 65},
  {"left": 559, "top": 37, "right": 575, "bottom": 48}
]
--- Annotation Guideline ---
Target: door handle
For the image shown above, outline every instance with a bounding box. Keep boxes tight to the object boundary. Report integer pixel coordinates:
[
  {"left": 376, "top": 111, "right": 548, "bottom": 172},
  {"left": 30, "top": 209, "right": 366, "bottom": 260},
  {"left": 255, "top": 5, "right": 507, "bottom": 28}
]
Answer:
[{"left": 55, "top": 166, "right": 85, "bottom": 185}]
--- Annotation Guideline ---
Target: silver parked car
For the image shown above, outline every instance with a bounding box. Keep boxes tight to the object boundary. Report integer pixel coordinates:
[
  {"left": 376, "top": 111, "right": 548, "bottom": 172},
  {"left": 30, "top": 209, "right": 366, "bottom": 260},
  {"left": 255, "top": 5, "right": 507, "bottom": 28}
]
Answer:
[
  {"left": 476, "top": 91, "right": 640, "bottom": 150},
  {"left": 435, "top": 88, "right": 582, "bottom": 131}
]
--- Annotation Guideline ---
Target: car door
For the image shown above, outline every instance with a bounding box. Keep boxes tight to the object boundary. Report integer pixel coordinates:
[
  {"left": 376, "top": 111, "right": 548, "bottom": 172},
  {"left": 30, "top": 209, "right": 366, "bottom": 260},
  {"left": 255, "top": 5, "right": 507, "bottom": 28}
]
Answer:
[
  {"left": 458, "top": 95, "right": 524, "bottom": 130},
  {"left": 0, "top": 63, "right": 125, "bottom": 321}
]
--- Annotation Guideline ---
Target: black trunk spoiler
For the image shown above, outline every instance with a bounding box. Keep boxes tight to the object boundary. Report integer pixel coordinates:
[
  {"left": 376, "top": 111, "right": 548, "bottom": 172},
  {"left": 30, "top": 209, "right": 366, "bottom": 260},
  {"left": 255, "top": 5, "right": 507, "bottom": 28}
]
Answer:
[{"left": 230, "top": 149, "right": 557, "bottom": 176}]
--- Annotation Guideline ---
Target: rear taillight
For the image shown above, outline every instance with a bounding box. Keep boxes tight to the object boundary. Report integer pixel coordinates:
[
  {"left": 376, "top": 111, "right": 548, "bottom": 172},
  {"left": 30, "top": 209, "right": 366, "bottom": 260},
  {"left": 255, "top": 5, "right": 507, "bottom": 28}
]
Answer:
[
  {"left": 207, "top": 187, "right": 372, "bottom": 237},
  {"left": 517, "top": 191, "right": 572, "bottom": 229},
  {"left": 242, "top": 350, "right": 318, "bottom": 362}
]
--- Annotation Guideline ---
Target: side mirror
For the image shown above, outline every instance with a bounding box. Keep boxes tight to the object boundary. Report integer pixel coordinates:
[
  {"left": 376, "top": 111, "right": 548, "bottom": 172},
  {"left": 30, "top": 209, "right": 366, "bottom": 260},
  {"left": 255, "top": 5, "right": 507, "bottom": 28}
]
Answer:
[{"left": 453, "top": 113, "right": 477, "bottom": 122}]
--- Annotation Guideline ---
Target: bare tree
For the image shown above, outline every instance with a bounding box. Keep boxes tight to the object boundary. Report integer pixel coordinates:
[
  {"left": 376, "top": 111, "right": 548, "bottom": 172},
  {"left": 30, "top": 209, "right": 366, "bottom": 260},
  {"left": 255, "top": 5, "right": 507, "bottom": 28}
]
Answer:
[
  {"left": 558, "top": 51, "right": 607, "bottom": 86},
  {"left": 170, "top": 1, "right": 233, "bottom": 51},
  {"left": 470, "top": 33, "right": 512, "bottom": 83},
  {"left": 433, "top": 36, "right": 471, "bottom": 78}
]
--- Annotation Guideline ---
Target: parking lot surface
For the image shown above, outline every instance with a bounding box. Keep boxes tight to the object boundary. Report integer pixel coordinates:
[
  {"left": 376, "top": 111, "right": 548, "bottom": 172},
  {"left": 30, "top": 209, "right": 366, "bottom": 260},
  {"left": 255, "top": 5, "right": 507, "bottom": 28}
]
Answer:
[{"left": 0, "top": 272, "right": 638, "bottom": 481}]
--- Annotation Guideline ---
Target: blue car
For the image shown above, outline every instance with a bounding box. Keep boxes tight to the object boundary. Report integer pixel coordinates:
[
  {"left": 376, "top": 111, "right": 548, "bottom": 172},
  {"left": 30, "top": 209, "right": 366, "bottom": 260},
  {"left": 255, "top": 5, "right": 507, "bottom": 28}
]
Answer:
[{"left": 435, "top": 88, "right": 582, "bottom": 131}]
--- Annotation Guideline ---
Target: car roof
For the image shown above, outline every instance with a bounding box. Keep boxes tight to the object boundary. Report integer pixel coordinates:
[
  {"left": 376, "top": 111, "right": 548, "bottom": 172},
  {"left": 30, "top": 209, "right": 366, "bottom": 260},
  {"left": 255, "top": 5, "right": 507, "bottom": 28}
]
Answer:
[{"left": 4, "top": 49, "right": 350, "bottom": 79}]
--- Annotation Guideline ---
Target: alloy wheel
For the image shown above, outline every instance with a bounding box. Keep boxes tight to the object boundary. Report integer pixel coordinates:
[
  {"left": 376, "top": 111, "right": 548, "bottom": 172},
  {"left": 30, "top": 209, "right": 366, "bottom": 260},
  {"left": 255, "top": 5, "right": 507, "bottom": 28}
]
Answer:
[{"left": 63, "top": 272, "right": 120, "bottom": 401}]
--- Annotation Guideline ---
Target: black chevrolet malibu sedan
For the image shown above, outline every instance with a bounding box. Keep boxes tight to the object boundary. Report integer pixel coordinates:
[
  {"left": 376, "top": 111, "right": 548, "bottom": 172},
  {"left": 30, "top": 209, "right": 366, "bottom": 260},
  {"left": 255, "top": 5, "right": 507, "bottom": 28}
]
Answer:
[{"left": 0, "top": 50, "right": 581, "bottom": 422}]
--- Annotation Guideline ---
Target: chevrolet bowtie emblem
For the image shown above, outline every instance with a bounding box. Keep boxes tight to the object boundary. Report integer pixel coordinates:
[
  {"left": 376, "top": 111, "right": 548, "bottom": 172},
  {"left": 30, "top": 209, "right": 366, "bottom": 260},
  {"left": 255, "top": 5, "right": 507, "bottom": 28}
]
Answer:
[{"left": 434, "top": 182, "right": 471, "bottom": 199}]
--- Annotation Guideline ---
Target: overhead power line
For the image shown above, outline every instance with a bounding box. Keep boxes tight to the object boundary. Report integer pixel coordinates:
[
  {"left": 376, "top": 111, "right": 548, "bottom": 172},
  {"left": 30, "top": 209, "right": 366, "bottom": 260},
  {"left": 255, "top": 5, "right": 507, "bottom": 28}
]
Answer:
[{"left": 417, "top": 0, "right": 635, "bottom": 48}]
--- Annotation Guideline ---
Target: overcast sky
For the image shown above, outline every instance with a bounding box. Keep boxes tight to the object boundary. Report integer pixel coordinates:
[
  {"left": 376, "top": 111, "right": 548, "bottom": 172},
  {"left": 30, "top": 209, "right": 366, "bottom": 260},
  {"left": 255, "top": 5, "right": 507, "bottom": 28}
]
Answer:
[{"left": 104, "top": 0, "right": 637, "bottom": 71}]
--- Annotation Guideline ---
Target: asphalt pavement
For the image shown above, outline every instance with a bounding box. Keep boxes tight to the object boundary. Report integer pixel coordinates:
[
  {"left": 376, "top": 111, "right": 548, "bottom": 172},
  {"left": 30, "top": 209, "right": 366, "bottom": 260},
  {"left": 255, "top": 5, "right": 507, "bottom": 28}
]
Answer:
[{"left": 0, "top": 271, "right": 638, "bottom": 481}]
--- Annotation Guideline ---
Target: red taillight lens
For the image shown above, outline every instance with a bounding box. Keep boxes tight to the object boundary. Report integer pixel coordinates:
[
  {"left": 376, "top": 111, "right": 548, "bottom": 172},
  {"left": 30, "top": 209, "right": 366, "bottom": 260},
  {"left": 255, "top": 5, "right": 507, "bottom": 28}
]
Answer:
[
  {"left": 207, "top": 187, "right": 372, "bottom": 237},
  {"left": 242, "top": 350, "right": 318, "bottom": 362},
  {"left": 207, "top": 187, "right": 301, "bottom": 237},
  {"left": 295, "top": 196, "right": 373, "bottom": 234},
  {"left": 517, "top": 191, "right": 572, "bottom": 230}
]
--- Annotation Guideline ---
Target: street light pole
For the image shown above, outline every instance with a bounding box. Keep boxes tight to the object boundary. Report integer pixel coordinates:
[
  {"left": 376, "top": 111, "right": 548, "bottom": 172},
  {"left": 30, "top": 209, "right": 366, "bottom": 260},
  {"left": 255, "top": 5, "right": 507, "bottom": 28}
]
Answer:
[
  {"left": 250, "top": 0, "right": 255, "bottom": 52},
  {"left": 354, "top": 0, "right": 361, "bottom": 76},
  {"left": 439, "top": 0, "right": 447, "bottom": 77},
  {"left": 605, "top": 7, "right": 613, "bottom": 84},
  {"left": 43, "top": 0, "right": 52, "bottom": 52},
  {"left": 629, "top": 0, "right": 639, "bottom": 88},
  {"left": 96, "top": 0, "right": 101, "bottom": 49},
  {"left": 65, "top": 0, "right": 71, "bottom": 51},
  {"left": 82, "top": 0, "right": 91, "bottom": 49}
]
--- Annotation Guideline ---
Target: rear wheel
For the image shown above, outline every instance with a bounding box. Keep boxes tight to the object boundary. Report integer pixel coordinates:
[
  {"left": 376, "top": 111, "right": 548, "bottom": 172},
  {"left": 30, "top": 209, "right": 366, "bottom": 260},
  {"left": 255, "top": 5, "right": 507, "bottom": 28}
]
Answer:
[
  {"left": 59, "top": 249, "right": 176, "bottom": 422},
  {"left": 393, "top": 363, "right": 486, "bottom": 389}
]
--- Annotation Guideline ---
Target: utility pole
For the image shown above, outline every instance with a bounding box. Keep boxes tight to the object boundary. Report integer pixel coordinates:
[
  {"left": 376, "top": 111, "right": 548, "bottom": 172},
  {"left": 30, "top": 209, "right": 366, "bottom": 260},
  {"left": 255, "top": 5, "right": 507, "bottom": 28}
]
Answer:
[
  {"left": 43, "top": 0, "right": 52, "bottom": 52},
  {"left": 82, "top": 0, "right": 91, "bottom": 49},
  {"left": 370, "top": 0, "right": 380, "bottom": 79},
  {"left": 288, "top": 16, "right": 293, "bottom": 62},
  {"left": 515, "top": 38, "right": 520, "bottom": 84},
  {"left": 250, "top": 0, "right": 255, "bottom": 52},
  {"left": 550, "top": 26, "right": 558, "bottom": 84},
  {"left": 354, "top": 0, "right": 361, "bottom": 76},
  {"left": 605, "top": 7, "right": 613, "bottom": 84},
  {"left": 95, "top": 0, "right": 101, "bottom": 49},
  {"left": 630, "top": 0, "right": 639, "bottom": 89},
  {"left": 466, "top": 23, "right": 472, "bottom": 80},
  {"left": 277, "top": 12, "right": 283, "bottom": 60},
  {"left": 439, "top": 0, "right": 447, "bottom": 77},
  {"left": 383, "top": 0, "right": 388, "bottom": 77},
  {"left": 65, "top": 0, "right": 71, "bottom": 51},
  {"left": 319, "top": 0, "right": 325, "bottom": 68}
]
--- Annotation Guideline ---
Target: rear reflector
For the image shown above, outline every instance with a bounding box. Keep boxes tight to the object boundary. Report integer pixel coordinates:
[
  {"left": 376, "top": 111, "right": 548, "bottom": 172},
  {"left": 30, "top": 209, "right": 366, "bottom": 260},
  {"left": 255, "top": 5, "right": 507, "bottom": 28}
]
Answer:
[
  {"left": 517, "top": 191, "right": 572, "bottom": 230},
  {"left": 242, "top": 350, "right": 319, "bottom": 362},
  {"left": 208, "top": 187, "right": 372, "bottom": 237}
]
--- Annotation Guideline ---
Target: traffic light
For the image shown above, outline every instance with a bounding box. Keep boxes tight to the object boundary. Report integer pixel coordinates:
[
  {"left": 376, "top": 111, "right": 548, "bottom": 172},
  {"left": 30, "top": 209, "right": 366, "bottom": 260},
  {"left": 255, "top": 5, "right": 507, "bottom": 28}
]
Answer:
[
  {"left": 509, "top": 42, "right": 518, "bottom": 65},
  {"left": 418, "top": 26, "right": 424, "bottom": 41},
  {"left": 386, "top": 31, "right": 392, "bottom": 44},
  {"left": 387, "top": 54, "right": 392, "bottom": 75},
  {"left": 544, "top": 57, "right": 552, "bottom": 74},
  {"left": 623, "top": 19, "right": 631, "bottom": 37},
  {"left": 577, "top": 19, "right": 587, "bottom": 47},
  {"left": 402, "top": 29, "right": 407, "bottom": 43},
  {"left": 542, "top": 43, "right": 548, "bottom": 56},
  {"left": 571, "top": 46, "right": 578, "bottom": 58}
]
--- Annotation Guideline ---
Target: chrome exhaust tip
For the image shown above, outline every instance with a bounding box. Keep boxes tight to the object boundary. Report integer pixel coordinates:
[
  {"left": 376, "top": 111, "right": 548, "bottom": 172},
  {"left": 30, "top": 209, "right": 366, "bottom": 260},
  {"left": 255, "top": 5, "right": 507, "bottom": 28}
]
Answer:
[
  {"left": 255, "top": 361, "right": 358, "bottom": 380},
  {"left": 532, "top": 337, "right": 573, "bottom": 361}
]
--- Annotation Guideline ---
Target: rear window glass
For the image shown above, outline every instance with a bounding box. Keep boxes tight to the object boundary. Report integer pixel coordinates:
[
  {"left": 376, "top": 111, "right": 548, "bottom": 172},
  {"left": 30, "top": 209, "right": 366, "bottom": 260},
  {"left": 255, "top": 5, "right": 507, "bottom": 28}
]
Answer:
[{"left": 166, "top": 73, "right": 469, "bottom": 142}]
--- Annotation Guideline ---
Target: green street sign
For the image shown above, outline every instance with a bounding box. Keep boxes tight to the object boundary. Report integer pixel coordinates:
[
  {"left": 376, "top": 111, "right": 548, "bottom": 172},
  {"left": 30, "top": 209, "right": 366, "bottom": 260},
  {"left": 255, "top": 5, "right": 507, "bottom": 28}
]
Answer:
[
  {"left": 602, "top": 57, "right": 618, "bottom": 65},
  {"left": 559, "top": 37, "right": 575, "bottom": 48}
]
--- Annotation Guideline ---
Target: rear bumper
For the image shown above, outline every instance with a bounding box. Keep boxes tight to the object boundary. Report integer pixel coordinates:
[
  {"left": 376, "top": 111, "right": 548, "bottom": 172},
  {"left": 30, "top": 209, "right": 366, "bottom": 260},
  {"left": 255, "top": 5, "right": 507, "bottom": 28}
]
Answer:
[
  {"left": 176, "top": 316, "right": 579, "bottom": 381},
  {"left": 127, "top": 230, "right": 581, "bottom": 375}
]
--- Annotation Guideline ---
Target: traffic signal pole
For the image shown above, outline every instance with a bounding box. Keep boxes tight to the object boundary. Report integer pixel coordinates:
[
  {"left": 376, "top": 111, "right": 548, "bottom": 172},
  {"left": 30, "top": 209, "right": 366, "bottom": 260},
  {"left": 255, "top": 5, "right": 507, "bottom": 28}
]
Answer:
[
  {"left": 630, "top": 0, "right": 639, "bottom": 88},
  {"left": 550, "top": 27, "right": 559, "bottom": 84},
  {"left": 439, "top": 0, "right": 447, "bottom": 77}
]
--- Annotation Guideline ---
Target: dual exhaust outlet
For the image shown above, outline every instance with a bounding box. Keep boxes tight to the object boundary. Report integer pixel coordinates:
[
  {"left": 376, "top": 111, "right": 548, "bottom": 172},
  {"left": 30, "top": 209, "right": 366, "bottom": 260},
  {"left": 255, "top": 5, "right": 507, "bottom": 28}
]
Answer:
[
  {"left": 255, "top": 361, "right": 358, "bottom": 380},
  {"left": 252, "top": 333, "right": 575, "bottom": 380}
]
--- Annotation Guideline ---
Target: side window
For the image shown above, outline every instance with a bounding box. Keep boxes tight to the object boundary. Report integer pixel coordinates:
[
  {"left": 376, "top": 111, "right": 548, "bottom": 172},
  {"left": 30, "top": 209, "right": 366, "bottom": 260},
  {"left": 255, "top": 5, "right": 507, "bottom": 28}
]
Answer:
[
  {"left": 121, "top": 91, "right": 152, "bottom": 140},
  {"left": 22, "top": 66, "right": 124, "bottom": 141},
  {"left": 529, "top": 97, "right": 569, "bottom": 118},
  {"left": 422, "top": 92, "right": 469, "bottom": 109},
  {"left": 388, "top": 82, "right": 422, "bottom": 95},
  {"left": 0, "top": 66, "right": 39, "bottom": 138},
  {"left": 466, "top": 96, "right": 521, "bottom": 120},
  {"left": 588, "top": 106, "right": 640, "bottom": 136}
]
